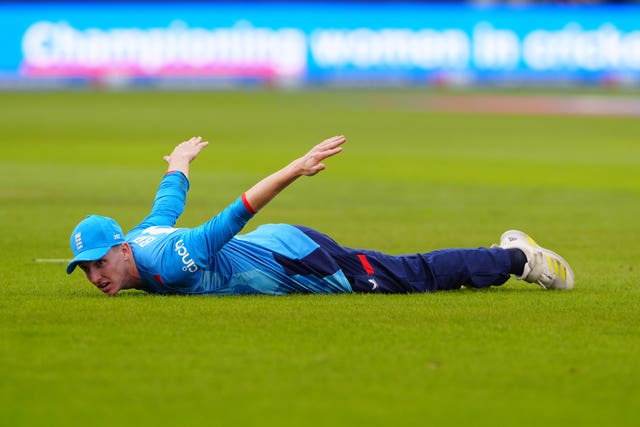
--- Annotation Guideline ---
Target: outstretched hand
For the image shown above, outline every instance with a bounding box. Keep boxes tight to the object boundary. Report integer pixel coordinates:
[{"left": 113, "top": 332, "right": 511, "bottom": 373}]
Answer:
[
  {"left": 294, "top": 135, "right": 346, "bottom": 176},
  {"left": 163, "top": 136, "right": 209, "bottom": 165},
  {"left": 242, "top": 134, "right": 346, "bottom": 214},
  {"left": 163, "top": 136, "right": 209, "bottom": 178}
]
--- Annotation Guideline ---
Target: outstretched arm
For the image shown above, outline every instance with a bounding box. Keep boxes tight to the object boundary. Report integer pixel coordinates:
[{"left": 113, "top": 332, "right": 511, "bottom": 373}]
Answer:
[
  {"left": 163, "top": 136, "right": 209, "bottom": 179},
  {"left": 129, "top": 136, "right": 209, "bottom": 232},
  {"left": 243, "top": 135, "right": 346, "bottom": 213}
]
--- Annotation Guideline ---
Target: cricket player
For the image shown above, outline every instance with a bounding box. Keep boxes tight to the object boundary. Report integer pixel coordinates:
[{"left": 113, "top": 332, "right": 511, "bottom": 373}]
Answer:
[{"left": 66, "top": 135, "right": 574, "bottom": 296}]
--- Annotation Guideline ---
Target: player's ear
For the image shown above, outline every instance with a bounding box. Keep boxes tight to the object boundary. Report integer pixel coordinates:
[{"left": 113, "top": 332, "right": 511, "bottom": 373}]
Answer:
[{"left": 121, "top": 242, "right": 132, "bottom": 259}]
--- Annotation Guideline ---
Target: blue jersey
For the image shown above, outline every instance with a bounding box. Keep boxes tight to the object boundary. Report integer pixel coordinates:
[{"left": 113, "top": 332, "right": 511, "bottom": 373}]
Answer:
[{"left": 125, "top": 172, "right": 353, "bottom": 295}]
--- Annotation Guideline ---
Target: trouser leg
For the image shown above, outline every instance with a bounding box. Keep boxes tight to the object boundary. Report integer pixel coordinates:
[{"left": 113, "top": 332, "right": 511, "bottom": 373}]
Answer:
[{"left": 295, "top": 226, "right": 511, "bottom": 293}]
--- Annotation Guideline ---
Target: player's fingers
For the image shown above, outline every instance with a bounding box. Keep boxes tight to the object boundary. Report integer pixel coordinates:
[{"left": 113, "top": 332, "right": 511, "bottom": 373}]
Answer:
[
  {"left": 310, "top": 136, "right": 344, "bottom": 158},
  {"left": 317, "top": 146, "right": 343, "bottom": 160},
  {"left": 319, "top": 135, "right": 345, "bottom": 147},
  {"left": 330, "top": 135, "right": 346, "bottom": 144},
  {"left": 184, "top": 136, "right": 200, "bottom": 146}
]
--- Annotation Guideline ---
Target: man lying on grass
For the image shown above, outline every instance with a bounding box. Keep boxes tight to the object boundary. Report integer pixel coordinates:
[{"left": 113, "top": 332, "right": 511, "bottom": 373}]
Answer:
[{"left": 66, "top": 135, "right": 574, "bottom": 296}]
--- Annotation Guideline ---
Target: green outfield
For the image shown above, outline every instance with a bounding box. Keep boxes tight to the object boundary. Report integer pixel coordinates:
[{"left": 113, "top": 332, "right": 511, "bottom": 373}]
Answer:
[{"left": 1, "top": 89, "right": 638, "bottom": 426}]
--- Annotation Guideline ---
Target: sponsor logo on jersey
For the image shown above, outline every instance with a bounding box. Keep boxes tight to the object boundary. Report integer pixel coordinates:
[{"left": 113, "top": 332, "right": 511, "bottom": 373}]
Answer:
[{"left": 174, "top": 239, "right": 198, "bottom": 273}]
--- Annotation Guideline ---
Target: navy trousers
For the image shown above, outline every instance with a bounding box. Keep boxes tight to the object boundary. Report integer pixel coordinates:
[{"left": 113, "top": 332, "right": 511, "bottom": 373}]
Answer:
[{"left": 296, "top": 226, "right": 512, "bottom": 293}]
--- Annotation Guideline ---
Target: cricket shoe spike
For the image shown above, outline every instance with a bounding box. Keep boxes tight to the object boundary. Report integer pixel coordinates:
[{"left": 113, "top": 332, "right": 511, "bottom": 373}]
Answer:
[{"left": 499, "top": 230, "right": 575, "bottom": 290}]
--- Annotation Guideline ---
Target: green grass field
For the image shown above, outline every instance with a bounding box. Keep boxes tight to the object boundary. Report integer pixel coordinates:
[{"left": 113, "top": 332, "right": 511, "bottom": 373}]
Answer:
[{"left": 1, "top": 89, "right": 638, "bottom": 426}]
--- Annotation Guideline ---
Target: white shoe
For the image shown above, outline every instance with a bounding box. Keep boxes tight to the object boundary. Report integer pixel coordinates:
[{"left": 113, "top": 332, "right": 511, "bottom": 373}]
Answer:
[{"left": 499, "top": 230, "right": 575, "bottom": 290}]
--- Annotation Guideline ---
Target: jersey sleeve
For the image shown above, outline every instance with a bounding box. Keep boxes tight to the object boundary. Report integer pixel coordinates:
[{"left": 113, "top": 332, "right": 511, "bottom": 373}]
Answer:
[{"left": 129, "top": 171, "right": 190, "bottom": 234}]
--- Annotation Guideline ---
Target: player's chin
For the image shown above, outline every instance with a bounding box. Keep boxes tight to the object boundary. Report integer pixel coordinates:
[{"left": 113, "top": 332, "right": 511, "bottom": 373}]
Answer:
[{"left": 100, "top": 284, "right": 120, "bottom": 296}]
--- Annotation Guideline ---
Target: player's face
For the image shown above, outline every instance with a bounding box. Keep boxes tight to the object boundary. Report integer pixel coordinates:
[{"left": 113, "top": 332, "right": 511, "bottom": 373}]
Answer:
[{"left": 78, "top": 245, "right": 130, "bottom": 296}]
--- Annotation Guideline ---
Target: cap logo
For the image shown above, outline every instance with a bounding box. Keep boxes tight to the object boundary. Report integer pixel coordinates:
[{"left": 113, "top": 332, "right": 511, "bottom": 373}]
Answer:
[
  {"left": 113, "top": 233, "right": 121, "bottom": 240},
  {"left": 74, "top": 232, "right": 83, "bottom": 250}
]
